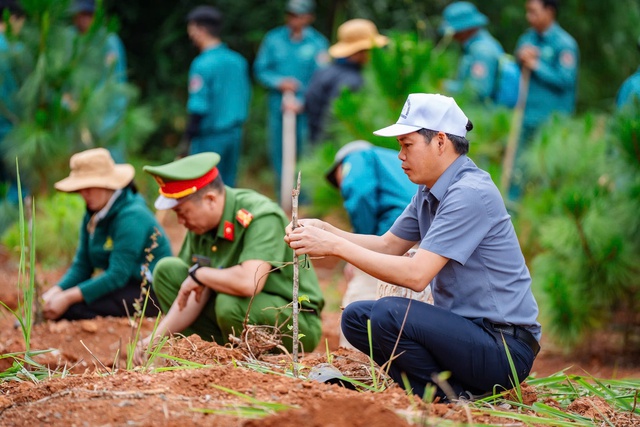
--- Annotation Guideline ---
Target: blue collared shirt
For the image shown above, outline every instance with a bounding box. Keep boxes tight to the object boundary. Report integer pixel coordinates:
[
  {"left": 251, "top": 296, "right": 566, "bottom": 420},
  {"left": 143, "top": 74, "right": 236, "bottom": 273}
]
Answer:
[
  {"left": 445, "top": 29, "right": 504, "bottom": 100},
  {"left": 390, "top": 155, "right": 541, "bottom": 339},
  {"left": 253, "top": 25, "right": 328, "bottom": 102},
  {"left": 187, "top": 43, "right": 251, "bottom": 132},
  {"left": 516, "top": 22, "right": 579, "bottom": 127}
]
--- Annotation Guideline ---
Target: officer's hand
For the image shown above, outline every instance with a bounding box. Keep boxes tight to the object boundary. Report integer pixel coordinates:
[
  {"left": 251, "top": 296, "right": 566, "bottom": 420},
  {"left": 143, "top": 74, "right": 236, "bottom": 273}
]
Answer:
[
  {"left": 278, "top": 78, "right": 299, "bottom": 93},
  {"left": 517, "top": 45, "right": 539, "bottom": 70},
  {"left": 284, "top": 218, "right": 325, "bottom": 243},
  {"left": 286, "top": 223, "right": 337, "bottom": 257},
  {"left": 177, "top": 276, "right": 205, "bottom": 310}
]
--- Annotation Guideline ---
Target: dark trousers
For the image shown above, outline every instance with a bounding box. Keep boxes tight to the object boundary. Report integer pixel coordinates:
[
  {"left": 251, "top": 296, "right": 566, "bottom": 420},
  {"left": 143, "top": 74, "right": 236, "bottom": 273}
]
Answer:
[
  {"left": 341, "top": 297, "right": 537, "bottom": 400},
  {"left": 61, "top": 279, "right": 161, "bottom": 321}
]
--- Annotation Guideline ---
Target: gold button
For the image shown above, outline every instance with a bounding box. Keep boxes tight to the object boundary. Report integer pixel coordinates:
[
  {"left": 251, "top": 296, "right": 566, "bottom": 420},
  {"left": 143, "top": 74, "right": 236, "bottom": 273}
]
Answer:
[{"left": 211, "top": 245, "right": 217, "bottom": 252}]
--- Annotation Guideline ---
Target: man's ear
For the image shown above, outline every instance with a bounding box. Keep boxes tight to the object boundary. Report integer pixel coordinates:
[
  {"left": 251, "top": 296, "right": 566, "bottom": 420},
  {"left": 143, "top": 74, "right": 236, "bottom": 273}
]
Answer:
[
  {"left": 437, "top": 132, "right": 447, "bottom": 151},
  {"left": 201, "top": 191, "right": 219, "bottom": 208}
]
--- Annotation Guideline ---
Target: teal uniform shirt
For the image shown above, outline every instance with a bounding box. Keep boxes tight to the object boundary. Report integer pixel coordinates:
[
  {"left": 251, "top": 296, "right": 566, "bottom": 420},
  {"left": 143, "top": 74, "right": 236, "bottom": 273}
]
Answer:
[
  {"left": 253, "top": 26, "right": 328, "bottom": 184},
  {"left": 515, "top": 22, "right": 579, "bottom": 128},
  {"left": 187, "top": 43, "right": 251, "bottom": 187},
  {"left": 445, "top": 29, "right": 504, "bottom": 101},
  {"left": 99, "top": 33, "right": 128, "bottom": 163},
  {"left": 152, "top": 187, "right": 325, "bottom": 351},
  {"left": 616, "top": 67, "right": 640, "bottom": 109},
  {"left": 57, "top": 187, "right": 173, "bottom": 304},
  {"left": 340, "top": 147, "right": 418, "bottom": 236},
  {"left": 0, "top": 32, "right": 17, "bottom": 146}
]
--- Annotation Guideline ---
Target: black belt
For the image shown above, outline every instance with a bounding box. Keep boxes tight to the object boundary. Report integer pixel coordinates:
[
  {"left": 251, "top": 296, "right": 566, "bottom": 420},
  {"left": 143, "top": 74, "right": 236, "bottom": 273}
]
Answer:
[{"left": 490, "top": 323, "right": 540, "bottom": 356}]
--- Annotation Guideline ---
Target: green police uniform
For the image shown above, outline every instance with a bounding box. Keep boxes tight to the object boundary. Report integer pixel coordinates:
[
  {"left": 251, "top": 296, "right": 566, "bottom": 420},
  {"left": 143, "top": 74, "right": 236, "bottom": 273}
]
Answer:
[{"left": 144, "top": 153, "right": 324, "bottom": 352}]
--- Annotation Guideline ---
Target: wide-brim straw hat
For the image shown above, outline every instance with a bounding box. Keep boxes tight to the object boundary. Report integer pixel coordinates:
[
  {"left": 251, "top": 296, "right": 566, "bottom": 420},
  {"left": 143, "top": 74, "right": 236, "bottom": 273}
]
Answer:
[
  {"left": 54, "top": 148, "right": 135, "bottom": 192},
  {"left": 328, "top": 19, "right": 389, "bottom": 59}
]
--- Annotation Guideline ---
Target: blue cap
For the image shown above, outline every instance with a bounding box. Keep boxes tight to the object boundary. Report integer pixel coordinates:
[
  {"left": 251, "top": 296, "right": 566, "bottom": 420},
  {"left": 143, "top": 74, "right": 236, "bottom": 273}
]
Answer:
[
  {"left": 70, "top": 0, "right": 95, "bottom": 14},
  {"left": 286, "top": 0, "right": 315, "bottom": 15},
  {"left": 439, "top": 2, "right": 488, "bottom": 36}
]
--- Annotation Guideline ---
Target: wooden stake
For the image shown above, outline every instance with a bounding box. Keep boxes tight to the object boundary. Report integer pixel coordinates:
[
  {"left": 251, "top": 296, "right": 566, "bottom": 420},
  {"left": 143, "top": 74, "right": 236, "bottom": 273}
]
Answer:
[
  {"left": 501, "top": 67, "right": 531, "bottom": 196},
  {"left": 291, "top": 171, "right": 301, "bottom": 377}
]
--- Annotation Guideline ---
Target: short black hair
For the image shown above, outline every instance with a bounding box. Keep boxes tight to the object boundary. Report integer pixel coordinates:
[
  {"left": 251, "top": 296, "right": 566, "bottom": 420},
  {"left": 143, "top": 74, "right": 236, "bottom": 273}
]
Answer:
[
  {"left": 531, "top": 0, "right": 559, "bottom": 14},
  {"left": 187, "top": 6, "right": 222, "bottom": 38},
  {"left": 418, "top": 120, "right": 473, "bottom": 155},
  {"left": 192, "top": 174, "right": 225, "bottom": 202}
]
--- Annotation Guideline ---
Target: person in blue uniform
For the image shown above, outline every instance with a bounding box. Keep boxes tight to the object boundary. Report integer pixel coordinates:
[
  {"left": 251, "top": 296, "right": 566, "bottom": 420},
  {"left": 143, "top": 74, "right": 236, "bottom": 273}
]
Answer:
[
  {"left": 305, "top": 19, "right": 388, "bottom": 144},
  {"left": 509, "top": 0, "right": 578, "bottom": 203},
  {"left": 183, "top": 6, "right": 251, "bottom": 187},
  {"left": 616, "top": 36, "right": 640, "bottom": 109},
  {"left": 440, "top": 2, "right": 505, "bottom": 103},
  {"left": 325, "top": 140, "right": 417, "bottom": 347},
  {"left": 253, "top": 0, "right": 328, "bottom": 191},
  {"left": 71, "top": 0, "right": 129, "bottom": 163},
  {"left": 286, "top": 93, "right": 541, "bottom": 401},
  {"left": 0, "top": 0, "right": 24, "bottom": 204}
]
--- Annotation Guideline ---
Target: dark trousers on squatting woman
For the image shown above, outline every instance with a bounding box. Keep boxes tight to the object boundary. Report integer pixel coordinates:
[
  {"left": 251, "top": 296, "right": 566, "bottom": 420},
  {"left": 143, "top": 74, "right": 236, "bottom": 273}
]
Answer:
[{"left": 341, "top": 297, "right": 539, "bottom": 400}]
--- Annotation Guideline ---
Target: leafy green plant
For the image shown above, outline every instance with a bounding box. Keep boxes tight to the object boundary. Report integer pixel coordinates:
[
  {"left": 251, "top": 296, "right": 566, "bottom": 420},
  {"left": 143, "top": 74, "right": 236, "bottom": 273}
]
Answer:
[
  {"left": 1, "top": 0, "right": 155, "bottom": 195},
  {"left": 0, "top": 165, "right": 57, "bottom": 382},
  {"left": 518, "top": 114, "right": 640, "bottom": 349}
]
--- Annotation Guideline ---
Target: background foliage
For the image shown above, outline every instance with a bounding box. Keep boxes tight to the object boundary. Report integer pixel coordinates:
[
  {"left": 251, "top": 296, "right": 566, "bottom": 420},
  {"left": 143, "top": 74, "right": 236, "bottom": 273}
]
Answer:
[{"left": 1, "top": 0, "right": 639, "bottom": 352}]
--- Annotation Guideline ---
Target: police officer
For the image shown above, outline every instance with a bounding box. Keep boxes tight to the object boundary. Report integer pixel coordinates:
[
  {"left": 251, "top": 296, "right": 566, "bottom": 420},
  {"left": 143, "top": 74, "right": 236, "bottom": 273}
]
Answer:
[
  {"left": 509, "top": 0, "right": 579, "bottom": 202},
  {"left": 305, "top": 19, "right": 388, "bottom": 144},
  {"left": 253, "top": 0, "right": 328, "bottom": 191},
  {"left": 184, "top": 6, "right": 251, "bottom": 187},
  {"left": 134, "top": 153, "right": 324, "bottom": 362},
  {"left": 440, "top": 2, "right": 505, "bottom": 103},
  {"left": 325, "top": 140, "right": 417, "bottom": 348},
  {"left": 286, "top": 94, "right": 541, "bottom": 401},
  {"left": 616, "top": 36, "right": 640, "bottom": 109}
]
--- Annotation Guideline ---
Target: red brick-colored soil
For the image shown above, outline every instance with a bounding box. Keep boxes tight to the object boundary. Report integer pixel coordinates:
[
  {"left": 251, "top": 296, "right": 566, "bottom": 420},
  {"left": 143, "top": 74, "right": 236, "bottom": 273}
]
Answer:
[{"left": 1, "top": 238, "right": 639, "bottom": 426}]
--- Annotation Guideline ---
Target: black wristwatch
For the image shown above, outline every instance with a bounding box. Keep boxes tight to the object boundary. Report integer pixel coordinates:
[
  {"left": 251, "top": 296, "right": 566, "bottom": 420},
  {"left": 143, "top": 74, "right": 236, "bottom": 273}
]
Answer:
[{"left": 188, "top": 263, "right": 206, "bottom": 287}]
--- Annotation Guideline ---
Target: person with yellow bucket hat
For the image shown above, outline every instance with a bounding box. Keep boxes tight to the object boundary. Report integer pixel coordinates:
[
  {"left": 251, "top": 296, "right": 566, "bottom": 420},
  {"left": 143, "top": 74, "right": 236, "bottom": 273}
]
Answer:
[
  {"left": 42, "top": 148, "right": 172, "bottom": 320},
  {"left": 305, "top": 19, "right": 388, "bottom": 144}
]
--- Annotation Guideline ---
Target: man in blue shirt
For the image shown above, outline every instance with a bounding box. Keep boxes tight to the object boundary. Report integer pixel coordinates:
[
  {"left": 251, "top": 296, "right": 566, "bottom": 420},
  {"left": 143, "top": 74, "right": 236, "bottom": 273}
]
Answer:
[
  {"left": 440, "top": 2, "right": 505, "bottom": 103},
  {"left": 509, "top": 0, "right": 578, "bottom": 202},
  {"left": 305, "top": 19, "right": 388, "bottom": 144},
  {"left": 286, "top": 93, "right": 541, "bottom": 401},
  {"left": 325, "top": 140, "right": 417, "bottom": 347},
  {"left": 0, "top": 0, "right": 24, "bottom": 203},
  {"left": 253, "top": 0, "right": 328, "bottom": 191},
  {"left": 616, "top": 36, "right": 640, "bottom": 109},
  {"left": 184, "top": 6, "right": 251, "bottom": 187}
]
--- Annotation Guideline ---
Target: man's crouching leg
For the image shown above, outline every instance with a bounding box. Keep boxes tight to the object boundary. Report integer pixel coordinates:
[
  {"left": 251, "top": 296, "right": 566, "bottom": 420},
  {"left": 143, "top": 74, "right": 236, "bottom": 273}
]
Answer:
[
  {"left": 216, "top": 292, "right": 322, "bottom": 353},
  {"left": 152, "top": 256, "right": 224, "bottom": 342}
]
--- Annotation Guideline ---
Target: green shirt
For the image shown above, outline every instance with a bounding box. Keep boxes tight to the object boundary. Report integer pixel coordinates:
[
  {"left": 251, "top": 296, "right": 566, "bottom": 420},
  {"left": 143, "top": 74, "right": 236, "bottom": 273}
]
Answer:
[
  {"left": 178, "top": 187, "right": 324, "bottom": 313},
  {"left": 58, "top": 187, "right": 173, "bottom": 303}
]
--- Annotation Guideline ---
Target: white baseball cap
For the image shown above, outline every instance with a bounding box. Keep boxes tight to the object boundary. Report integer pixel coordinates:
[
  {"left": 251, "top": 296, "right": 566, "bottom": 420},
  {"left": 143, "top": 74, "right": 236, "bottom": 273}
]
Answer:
[{"left": 373, "top": 93, "right": 469, "bottom": 138}]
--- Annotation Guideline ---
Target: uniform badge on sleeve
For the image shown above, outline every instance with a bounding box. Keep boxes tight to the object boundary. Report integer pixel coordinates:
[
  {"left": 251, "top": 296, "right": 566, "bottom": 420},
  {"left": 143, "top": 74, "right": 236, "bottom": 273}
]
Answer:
[
  {"left": 471, "top": 62, "right": 487, "bottom": 78},
  {"left": 236, "top": 209, "right": 253, "bottom": 228},
  {"left": 223, "top": 221, "right": 235, "bottom": 241},
  {"left": 189, "top": 75, "right": 204, "bottom": 93},
  {"left": 560, "top": 51, "right": 575, "bottom": 68}
]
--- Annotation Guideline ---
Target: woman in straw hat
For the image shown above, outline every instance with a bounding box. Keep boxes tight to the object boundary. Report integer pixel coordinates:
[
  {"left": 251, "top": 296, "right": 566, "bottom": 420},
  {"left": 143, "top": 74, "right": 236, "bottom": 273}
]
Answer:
[{"left": 42, "top": 148, "right": 172, "bottom": 320}]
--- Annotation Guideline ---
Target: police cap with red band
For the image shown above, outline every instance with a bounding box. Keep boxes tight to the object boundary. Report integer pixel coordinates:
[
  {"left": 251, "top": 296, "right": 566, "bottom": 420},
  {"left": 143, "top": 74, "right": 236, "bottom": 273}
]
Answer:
[{"left": 143, "top": 152, "right": 221, "bottom": 210}]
